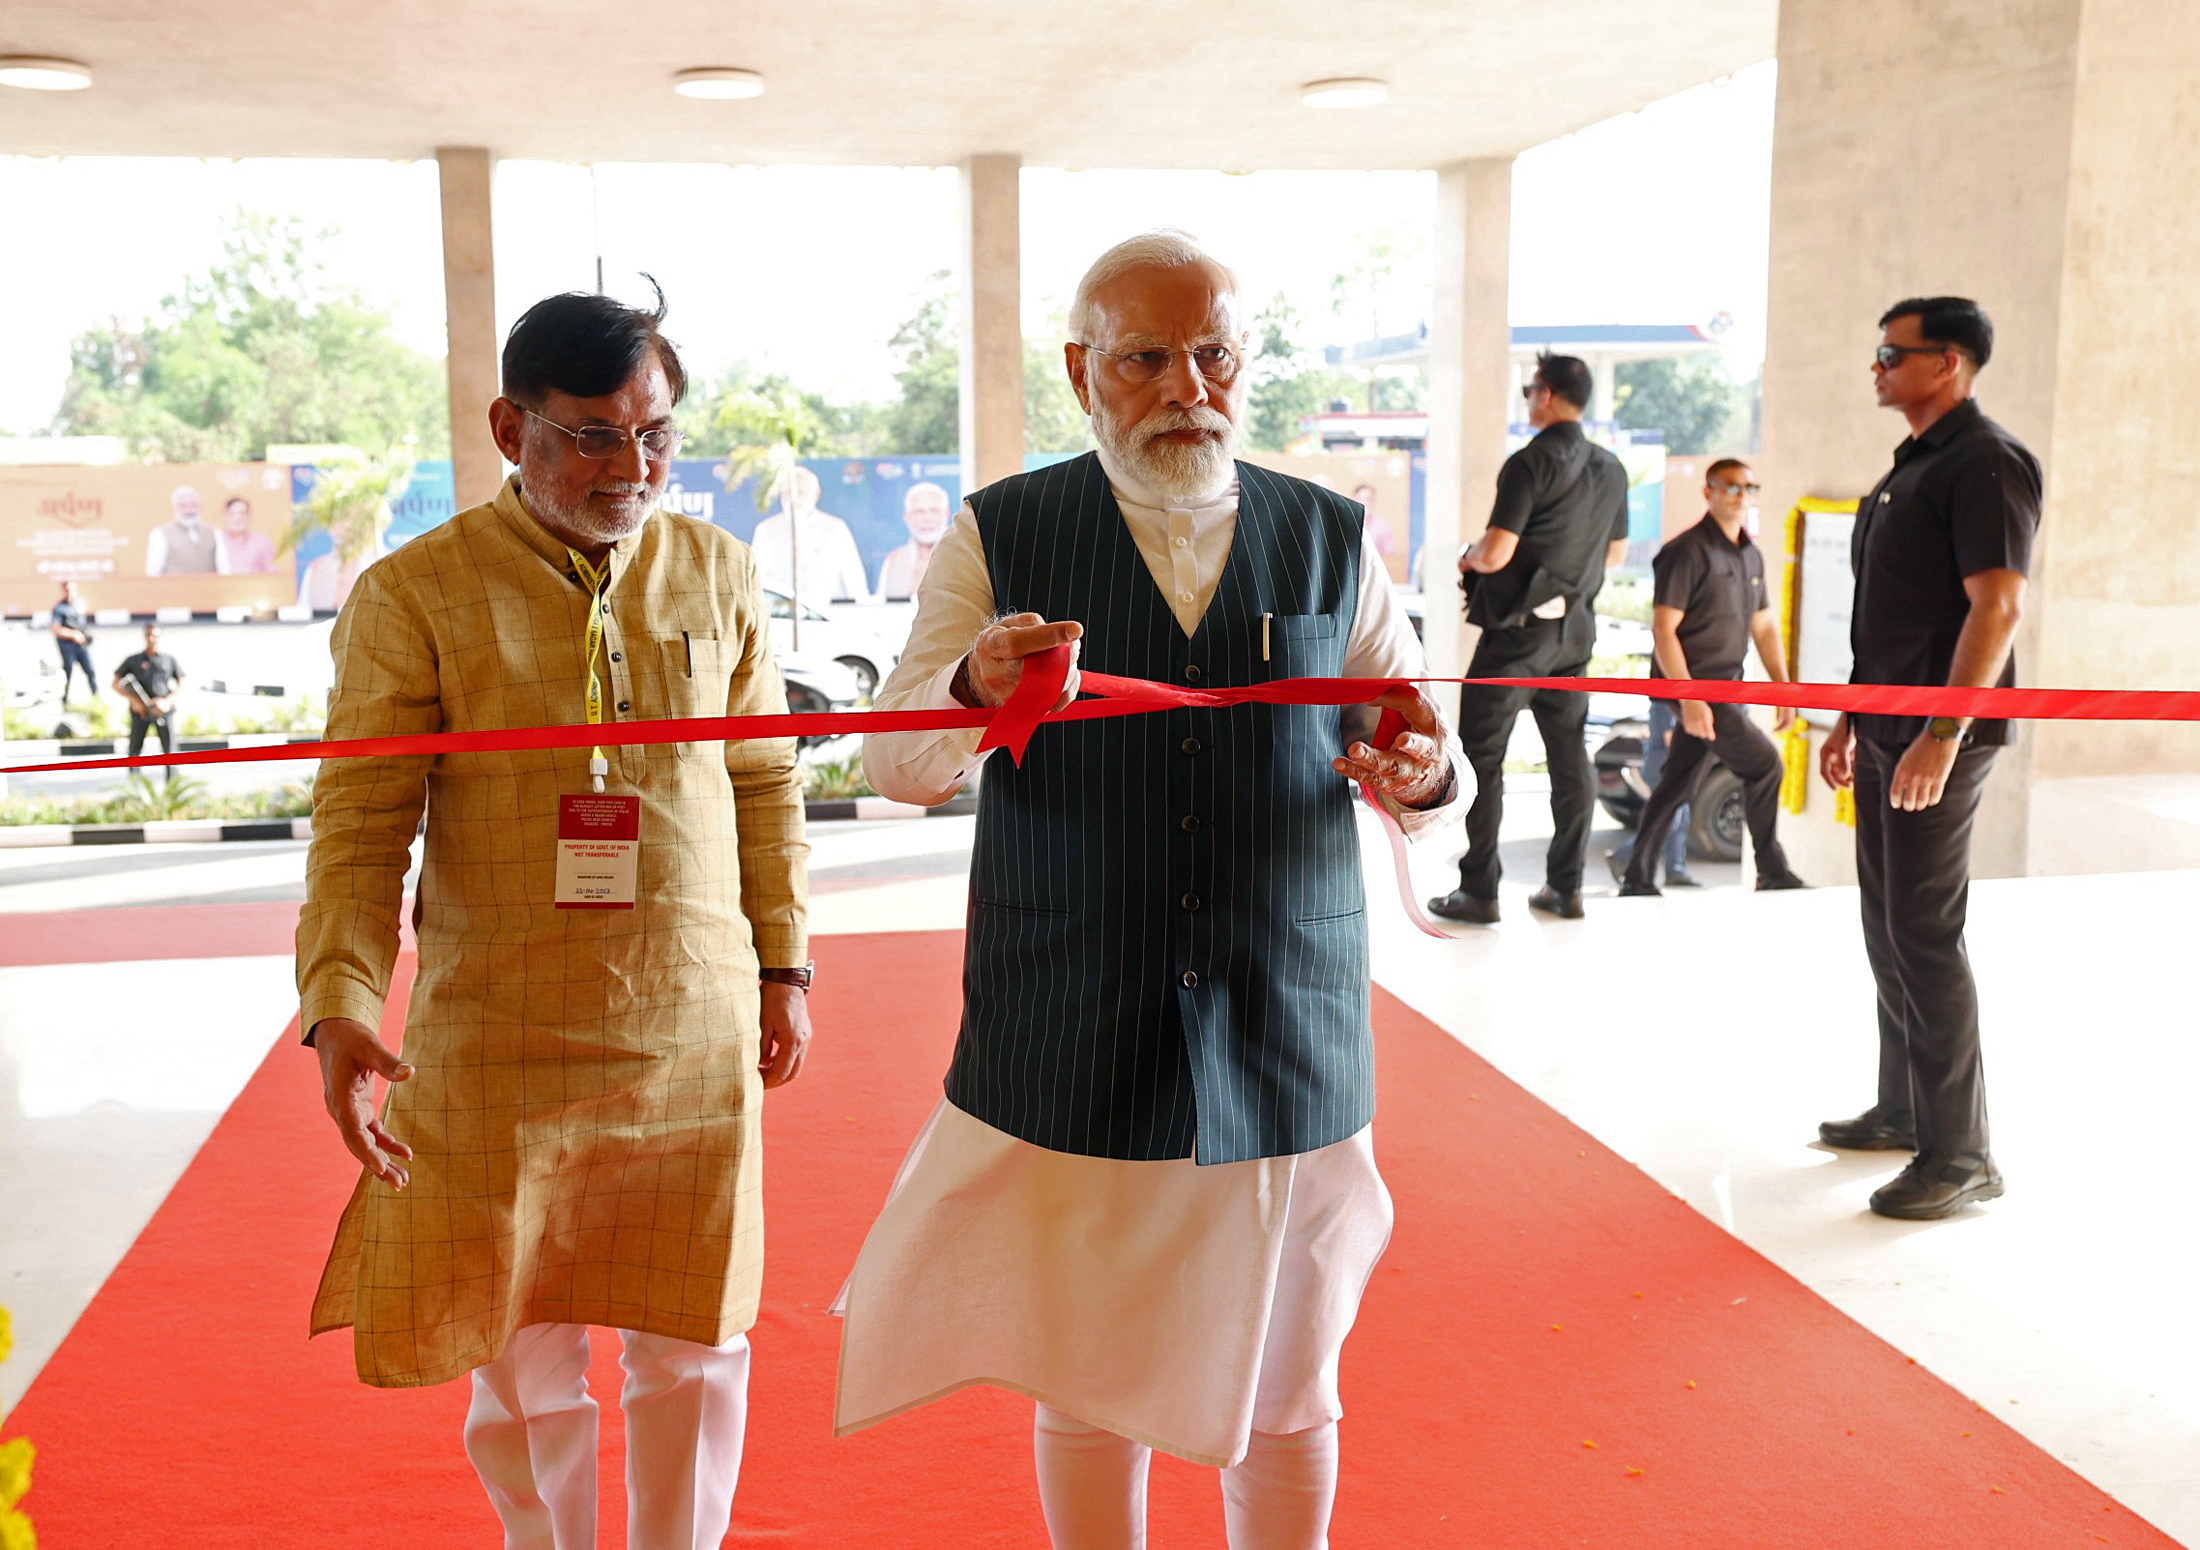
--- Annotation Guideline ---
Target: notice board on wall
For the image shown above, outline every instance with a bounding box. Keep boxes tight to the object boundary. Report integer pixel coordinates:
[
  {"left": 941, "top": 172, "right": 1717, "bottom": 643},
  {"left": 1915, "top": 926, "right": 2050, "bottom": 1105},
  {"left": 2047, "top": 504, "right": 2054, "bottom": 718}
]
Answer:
[{"left": 1787, "top": 497, "right": 1860, "bottom": 690}]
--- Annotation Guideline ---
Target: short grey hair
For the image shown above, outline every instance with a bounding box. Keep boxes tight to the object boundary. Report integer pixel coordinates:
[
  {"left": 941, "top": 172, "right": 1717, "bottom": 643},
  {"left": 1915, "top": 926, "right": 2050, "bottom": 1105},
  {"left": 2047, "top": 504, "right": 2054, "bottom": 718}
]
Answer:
[{"left": 1066, "top": 230, "right": 1242, "bottom": 345}]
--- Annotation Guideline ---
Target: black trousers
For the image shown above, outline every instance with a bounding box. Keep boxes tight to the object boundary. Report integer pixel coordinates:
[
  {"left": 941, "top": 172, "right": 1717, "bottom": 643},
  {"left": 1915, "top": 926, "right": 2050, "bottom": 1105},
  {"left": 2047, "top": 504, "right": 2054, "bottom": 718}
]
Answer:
[
  {"left": 1455, "top": 622, "right": 1593, "bottom": 898},
  {"left": 57, "top": 639, "right": 95, "bottom": 697},
  {"left": 128, "top": 710, "right": 174, "bottom": 777},
  {"left": 1853, "top": 738, "right": 1999, "bottom": 1157},
  {"left": 1621, "top": 701, "right": 1789, "bottom": 888}
]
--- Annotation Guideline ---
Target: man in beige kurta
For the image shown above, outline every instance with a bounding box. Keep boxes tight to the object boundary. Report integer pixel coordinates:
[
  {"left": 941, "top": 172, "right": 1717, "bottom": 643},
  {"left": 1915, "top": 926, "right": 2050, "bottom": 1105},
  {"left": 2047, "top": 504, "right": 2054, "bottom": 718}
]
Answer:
[{"left": 296, "top": 287, "right": 810, "bottom": 1550}]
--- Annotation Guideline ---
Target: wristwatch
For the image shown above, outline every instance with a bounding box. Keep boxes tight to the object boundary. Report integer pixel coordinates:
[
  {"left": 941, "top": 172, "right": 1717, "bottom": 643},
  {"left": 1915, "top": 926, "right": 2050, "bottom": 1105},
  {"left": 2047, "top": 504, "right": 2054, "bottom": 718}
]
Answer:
[
  {"left": 1927, "top": 716, "right": 1967, "bottom": 743},
  {"left": 759, "top": 962, "right": 815, "bottom": 992}
]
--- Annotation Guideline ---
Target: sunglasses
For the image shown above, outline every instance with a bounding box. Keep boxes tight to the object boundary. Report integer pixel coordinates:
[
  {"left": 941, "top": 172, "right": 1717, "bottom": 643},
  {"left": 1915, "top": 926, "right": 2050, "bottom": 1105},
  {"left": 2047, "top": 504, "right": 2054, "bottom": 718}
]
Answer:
[
  {"left": 1521, "top": 383, "right": 1547, "bottom": 402},
  {"left": 1873, "top": 343, "right": 1952, "bottom": 370},
  {"left": 1711, "top": 480, "right": 1762, "bottom": 496}
]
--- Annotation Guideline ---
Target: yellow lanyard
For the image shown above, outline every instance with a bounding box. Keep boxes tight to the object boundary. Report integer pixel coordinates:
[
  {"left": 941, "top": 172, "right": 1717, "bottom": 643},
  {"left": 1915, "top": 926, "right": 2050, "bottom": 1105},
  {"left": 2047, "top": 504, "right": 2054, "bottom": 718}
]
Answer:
[{"left": 568, "top": 548, "right": 612, "bottom": 792}]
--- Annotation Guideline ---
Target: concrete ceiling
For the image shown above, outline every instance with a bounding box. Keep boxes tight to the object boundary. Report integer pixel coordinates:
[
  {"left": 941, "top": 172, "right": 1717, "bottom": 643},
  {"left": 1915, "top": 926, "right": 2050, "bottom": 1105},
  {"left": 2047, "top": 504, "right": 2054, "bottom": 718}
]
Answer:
[{"left": 0, "top": 1, "right": 1774, "bottom": 168}]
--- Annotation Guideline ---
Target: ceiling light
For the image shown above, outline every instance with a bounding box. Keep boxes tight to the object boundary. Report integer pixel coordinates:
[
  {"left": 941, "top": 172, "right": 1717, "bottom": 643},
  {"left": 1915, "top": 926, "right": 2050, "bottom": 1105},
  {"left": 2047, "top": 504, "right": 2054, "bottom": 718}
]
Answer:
[
  {"left": 1299, "top": 77, "right": 1387, "bottom": 110},
  {"left": 673, "top": 68, "right": 766, "bottom": 101},
  {"left": 0, "top": 55, "right": 93, "bottom": 92}
]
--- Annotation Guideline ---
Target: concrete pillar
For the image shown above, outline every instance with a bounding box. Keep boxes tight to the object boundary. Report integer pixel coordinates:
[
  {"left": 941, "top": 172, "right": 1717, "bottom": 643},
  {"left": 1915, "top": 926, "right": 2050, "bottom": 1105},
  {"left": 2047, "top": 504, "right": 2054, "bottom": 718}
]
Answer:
[
  {"left": 1591, "top": 354, "right": 1620, "bottom": 423},
  {"left": 1423, "top": 158, "right": 1514, "bottom": 681},
  {"left": 958, "top": 154, "right": 1025, "bottom": 493},
  {"left": 1761, "top": 0, "right": 2200, "bottom": 883},
  {"left": 436, "top": 147, "right": 502, "bottom": 511}
]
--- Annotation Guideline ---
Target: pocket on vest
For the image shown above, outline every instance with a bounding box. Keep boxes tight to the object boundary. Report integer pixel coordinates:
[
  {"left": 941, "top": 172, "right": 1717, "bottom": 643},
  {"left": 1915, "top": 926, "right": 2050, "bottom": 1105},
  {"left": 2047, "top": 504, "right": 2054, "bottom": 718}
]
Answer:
[{"left": 1294, "top": 902, "right": 1367, "bottom": 925}]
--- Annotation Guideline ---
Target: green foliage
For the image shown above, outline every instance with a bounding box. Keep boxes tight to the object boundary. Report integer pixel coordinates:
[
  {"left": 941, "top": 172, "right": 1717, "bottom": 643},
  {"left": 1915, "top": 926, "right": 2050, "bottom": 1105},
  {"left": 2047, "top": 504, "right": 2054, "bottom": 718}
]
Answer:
[
  {"left": 1242, "top": 293, "right": 1378, "bottom": 453},
  {"left": 1613, "top": 357, "right": 1751, "bottom": 457},
  {"left": 0, "top": 779, "right": 315, "bottom": 828},
  {"left": 1595, "top": 575, "right": 1655, "bottom": 625},
  {"left": 801, "top": 750, "right": 877, "bottom": 801},
  {"left": 52, "top": 210, "right": 448, "bottom": 461},
  {"left": 284, "top": 447, "right": 412, "bottom": 561}
]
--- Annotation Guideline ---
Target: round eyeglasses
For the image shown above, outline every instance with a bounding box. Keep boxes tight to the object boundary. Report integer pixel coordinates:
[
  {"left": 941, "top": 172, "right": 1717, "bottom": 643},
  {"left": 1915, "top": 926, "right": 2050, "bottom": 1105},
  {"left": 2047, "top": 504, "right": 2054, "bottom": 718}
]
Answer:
[
  {"left": 525, "top": 407, "right": 685, "bottom": 462},
  {"left": 1078, "top": 343, "right": 1242, "bottom": 384}
]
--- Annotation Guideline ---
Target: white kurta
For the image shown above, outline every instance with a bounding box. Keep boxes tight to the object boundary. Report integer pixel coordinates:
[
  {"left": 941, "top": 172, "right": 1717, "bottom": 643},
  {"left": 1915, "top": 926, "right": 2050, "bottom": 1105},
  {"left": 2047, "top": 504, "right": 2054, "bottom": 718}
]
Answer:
[{"left": 836, "top": 447, "right": 1459, "bottom": 1467}]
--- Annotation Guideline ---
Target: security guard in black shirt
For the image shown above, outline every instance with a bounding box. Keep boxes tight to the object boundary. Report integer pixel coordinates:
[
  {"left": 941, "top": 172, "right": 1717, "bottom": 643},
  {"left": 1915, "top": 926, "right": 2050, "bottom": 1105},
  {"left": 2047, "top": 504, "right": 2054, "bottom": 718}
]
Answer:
[
  {"left": 1617, "top": 457, "right": 1807, "bottom": 897},
  {"left": 1818, "top": 296, "right": 2040, "bottom": 1221},
  {"left": 113, "top": 621, "right": 185, "bottom": 778},
  {"left": 1429, "top": 352, "right": 1630, "bottom": 924}
]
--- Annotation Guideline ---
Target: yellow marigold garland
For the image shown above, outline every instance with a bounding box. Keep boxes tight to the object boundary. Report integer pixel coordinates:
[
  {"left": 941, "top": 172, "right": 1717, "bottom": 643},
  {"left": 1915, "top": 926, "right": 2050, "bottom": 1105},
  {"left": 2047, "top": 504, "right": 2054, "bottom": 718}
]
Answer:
[{"left": 0, "top": 1304, "right": 32, "bottom": 1549}]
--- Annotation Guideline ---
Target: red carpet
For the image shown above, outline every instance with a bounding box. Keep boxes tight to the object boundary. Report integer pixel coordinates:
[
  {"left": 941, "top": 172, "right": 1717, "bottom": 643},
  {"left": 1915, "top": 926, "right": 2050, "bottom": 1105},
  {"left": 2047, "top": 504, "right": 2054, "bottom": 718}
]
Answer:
[{"left": 6, "top": 930, "right": 2174, "bottom": 1547}]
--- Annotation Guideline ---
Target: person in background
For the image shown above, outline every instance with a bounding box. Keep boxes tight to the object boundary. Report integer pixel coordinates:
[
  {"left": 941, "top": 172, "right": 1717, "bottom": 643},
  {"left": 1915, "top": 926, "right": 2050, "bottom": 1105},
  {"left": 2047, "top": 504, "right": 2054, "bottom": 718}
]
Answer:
[
  {"left": 1617, "top": 457, "right": 1806, "bottom": 897},
  {"left": 749, "top": 464, "right": 871, "bottom": 607},
  {"left": 216, "top": 495, "right": 276, "bottom": 574},
  {"left": 1818, "top": 295, "right": 2038, "bottom": 1221},
  {"left": 1428, "top": 351, "right": 1631, "bottom": 924},
  {"left": 875, "top": 480, "right": 953, "bottom": 600},
  {"left": 49, "top": 580, "right": 97, "bottom": 704},
  {"left": 1605, "top": 697, "right": 1698, "bottom": 888},
  {"left": 112, "top": 621, "right": 183, "bottom": 779},
  {"left": 147, "top": 484, "right": 219, "bottom": 575}
]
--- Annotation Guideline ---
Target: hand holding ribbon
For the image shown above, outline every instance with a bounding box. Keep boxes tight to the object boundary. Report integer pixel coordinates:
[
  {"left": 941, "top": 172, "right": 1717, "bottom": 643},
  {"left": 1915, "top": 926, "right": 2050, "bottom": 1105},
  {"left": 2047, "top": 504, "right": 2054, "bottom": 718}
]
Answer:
[{"left": 1333, "top": 684, "right": 1451, "bottom": 810}]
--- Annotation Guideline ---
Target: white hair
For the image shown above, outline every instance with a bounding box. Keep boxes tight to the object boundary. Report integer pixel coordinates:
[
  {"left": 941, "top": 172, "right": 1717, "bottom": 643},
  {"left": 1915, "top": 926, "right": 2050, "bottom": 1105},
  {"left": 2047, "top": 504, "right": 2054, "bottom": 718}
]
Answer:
[{"left": 1066, "top": 230, "right": 1241, "bottom": 345}]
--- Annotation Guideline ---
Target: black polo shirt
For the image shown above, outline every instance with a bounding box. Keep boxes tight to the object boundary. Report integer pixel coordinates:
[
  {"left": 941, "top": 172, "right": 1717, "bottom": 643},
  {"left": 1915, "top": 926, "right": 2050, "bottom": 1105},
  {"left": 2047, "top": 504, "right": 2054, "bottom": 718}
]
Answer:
[
  {"left": 1650, "top": 514, "right": 1767, "bottom": 683},
  {"left": 116, "top": 650, "right": 181, "bottom": 700},
  {"left": 52, "top": 600, "right": 89, "bottom": 638},
  {"left": 1488, "top": 420, "right": 1632, "bottom": 610},
  {"left": 1850, "top": 399, "right": 2041, "bottom": 745}
]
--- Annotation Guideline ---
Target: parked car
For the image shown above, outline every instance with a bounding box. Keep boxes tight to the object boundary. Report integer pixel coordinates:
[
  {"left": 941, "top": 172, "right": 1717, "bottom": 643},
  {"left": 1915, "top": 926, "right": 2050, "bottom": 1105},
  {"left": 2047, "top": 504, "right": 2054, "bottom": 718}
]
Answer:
[
  {"left": 764, "top": 591, "right": 905, "bottom": 701},
  {"left": 1591, "top": 714, "right": 1747, "bottom": 864},
  {"left": 779, "top": 654, "right": 865, "bottom": 749}
]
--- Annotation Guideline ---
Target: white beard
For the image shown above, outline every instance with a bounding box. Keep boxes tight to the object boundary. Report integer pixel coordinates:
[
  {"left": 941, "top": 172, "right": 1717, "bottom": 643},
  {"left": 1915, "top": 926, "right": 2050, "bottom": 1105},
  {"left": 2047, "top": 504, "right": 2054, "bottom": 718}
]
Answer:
[
  {"left": 1090, "top": 395, "right": 1238, "bottom": 501},
  {"left": 529, "top": 481, "right": 658, "bottom": 545}
]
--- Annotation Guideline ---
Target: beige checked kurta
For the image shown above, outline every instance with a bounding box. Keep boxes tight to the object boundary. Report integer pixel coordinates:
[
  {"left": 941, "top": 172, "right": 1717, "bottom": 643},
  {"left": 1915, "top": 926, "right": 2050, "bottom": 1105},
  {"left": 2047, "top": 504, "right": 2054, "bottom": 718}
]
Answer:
[{"left": 299, "top": 476, "right": 808, "bottom": 1389}]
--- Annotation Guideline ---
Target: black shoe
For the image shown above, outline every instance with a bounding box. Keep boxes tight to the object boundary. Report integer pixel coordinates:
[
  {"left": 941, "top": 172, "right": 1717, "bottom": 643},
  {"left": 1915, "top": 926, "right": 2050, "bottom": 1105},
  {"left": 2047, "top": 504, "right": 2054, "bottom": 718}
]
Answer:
[
  {"left": 1616, "top": 879, "right": 1660, "bottom": 898},
  {"left": 1527, "top": 885, "right": 1584, "bottom": 919},
  {"left": 1427, "top": 889, "right": 1500, "bottom": 925},
  {"left": 1665, "top": 869, "right": 1704, "bottom": 888},
  {"left": 1869, "top": 1152, "right": 2003, "bottom": 1220},
  {"left": 1817, "top": 1105, "right": 1917, "bottom": 1151},
  {"left": 1756, "top": 867, "right": 1809, "bottom": 891}
]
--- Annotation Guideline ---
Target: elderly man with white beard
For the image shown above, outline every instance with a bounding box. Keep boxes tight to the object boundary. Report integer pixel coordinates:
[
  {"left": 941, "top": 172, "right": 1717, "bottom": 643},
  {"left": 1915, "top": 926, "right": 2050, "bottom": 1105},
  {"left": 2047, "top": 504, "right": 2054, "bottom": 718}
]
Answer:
[{"left": 837, "top": 232, "right": 1462, "bottom": 1549}]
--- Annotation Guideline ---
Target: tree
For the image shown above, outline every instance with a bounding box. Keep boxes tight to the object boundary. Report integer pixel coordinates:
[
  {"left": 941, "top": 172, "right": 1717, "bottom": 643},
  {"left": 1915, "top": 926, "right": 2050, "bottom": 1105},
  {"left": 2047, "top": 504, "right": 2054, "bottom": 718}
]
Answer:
[
  {"left": 1613, "top": 356, "right": 1750, "bottom": 456},
  {"left": 1243, "top": 294, "right": 1360, "bottom": 452},
  {"left": 52, "top": 211, "right": 448, "bottom": 461},
  {"left": 876, "top": 279, "right": 1092, "bottom": 457}
]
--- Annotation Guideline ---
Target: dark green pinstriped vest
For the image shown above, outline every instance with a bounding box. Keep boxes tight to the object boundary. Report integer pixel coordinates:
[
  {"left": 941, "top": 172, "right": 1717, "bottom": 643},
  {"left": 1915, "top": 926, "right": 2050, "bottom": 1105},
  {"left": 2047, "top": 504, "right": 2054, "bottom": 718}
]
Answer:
[{"left": 947, "top": 452, "right": 1370, "bottom": 1164}]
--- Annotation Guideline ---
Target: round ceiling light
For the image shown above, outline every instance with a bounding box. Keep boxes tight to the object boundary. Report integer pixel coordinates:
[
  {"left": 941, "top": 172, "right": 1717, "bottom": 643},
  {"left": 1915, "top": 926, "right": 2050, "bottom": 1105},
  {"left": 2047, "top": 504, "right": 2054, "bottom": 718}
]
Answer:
[
  {"left": 1299, "top": 77, "right": 1387, "bottom": 110},
  {"left": 673, "top": 68, "right": 766, "bottom": 101},
  {"left": 0, "top": 55, "right": 93, "bottom": 92}
]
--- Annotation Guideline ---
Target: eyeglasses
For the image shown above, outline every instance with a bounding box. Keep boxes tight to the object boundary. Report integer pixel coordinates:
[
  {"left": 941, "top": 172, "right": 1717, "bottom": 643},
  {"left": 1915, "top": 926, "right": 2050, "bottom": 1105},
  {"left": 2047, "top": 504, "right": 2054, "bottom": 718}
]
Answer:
[
  {"left": 524, "top": 407, "right": 685, "bottom": 462},
  {"left": 1078, "top": 343, "right": 1242, "bottom": 384},
  {"left": 1873, "top": 344, "right": 1952, "bottom": 370},
  {"left": 1521, "top": 382, "right": 1548, "bottom": 402},
  {"left": 1712, "top": 480, "right": 1762, "bottom": 496}
]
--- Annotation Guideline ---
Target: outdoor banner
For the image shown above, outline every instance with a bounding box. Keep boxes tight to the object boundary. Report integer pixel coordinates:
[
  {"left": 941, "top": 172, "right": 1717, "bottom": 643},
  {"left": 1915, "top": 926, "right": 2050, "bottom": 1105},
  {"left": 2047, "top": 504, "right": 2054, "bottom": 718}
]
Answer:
[
  {"left": 1237, "top": 450, "right": 1416, "bottom": 585},
  {"left": 0, "top": 461, "right": 297, "bottom": 616}
]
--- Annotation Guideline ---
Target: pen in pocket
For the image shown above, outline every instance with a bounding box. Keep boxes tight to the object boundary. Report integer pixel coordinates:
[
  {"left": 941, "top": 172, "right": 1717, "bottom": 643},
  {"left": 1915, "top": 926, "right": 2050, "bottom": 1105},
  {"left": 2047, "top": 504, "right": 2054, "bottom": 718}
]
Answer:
[
  {"left": 683, "top": 630, "right": 693, "bottom": 677},
  {"left": 1262, "top": 611, "right": 1272, "bottom": 663}
]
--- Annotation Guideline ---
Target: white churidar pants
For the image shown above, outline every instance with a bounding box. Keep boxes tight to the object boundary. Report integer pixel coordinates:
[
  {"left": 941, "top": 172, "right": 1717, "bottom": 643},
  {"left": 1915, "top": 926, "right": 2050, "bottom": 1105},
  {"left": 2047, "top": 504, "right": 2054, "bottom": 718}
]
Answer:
[
  {"left": 462, "top": 1321, "right": 751, "bottom": 1550},
  {"left": 1035, "top": 1405, "right": 1340, "bottom": 1550}
]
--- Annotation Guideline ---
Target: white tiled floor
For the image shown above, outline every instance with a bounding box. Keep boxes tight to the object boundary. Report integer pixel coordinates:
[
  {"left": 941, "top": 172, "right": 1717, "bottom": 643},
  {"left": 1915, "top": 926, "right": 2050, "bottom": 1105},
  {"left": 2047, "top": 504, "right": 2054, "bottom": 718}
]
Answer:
[{"left": 2, "top": 818, "right": 2195, "bottom": 1540}]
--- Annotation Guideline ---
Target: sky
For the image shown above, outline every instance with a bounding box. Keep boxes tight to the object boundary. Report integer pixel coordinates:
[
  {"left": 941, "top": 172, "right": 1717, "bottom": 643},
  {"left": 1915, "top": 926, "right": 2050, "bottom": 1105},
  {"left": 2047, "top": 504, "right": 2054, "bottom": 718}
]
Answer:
[{"left": 0, "top": 59, "right": 1776, "bottom": 436}]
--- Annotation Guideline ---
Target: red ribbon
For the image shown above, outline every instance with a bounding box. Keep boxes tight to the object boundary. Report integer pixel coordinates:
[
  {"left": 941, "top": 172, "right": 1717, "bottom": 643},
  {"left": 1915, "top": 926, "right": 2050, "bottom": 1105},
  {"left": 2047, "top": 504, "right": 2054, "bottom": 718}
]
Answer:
[{"left": 4, "top": 675, "right": 2195, "bottom": 779}]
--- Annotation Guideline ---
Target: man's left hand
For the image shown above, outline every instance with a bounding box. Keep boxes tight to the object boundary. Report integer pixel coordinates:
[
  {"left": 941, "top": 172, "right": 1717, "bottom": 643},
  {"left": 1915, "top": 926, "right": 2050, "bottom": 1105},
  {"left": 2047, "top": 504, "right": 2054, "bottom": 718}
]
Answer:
[
  {"left": 758, "top": 981, "right": 813, "bottom": 1089},
  {"left": 1773, "top": 703, "right": 1796, "bottom": 733},
  {"left": 1334, "top": 685, "right": 1452, "bottom": 810},
  {"left": 1888, "top": 731, "right": 1961, "bottom": 811}
]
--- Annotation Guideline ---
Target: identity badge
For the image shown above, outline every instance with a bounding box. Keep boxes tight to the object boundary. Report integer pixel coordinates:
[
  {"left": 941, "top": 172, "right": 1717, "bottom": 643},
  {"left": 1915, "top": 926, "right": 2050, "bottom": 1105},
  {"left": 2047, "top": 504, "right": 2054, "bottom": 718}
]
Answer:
[{"left": 554, "top": 793, "right": 641, "bottom": 909}]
